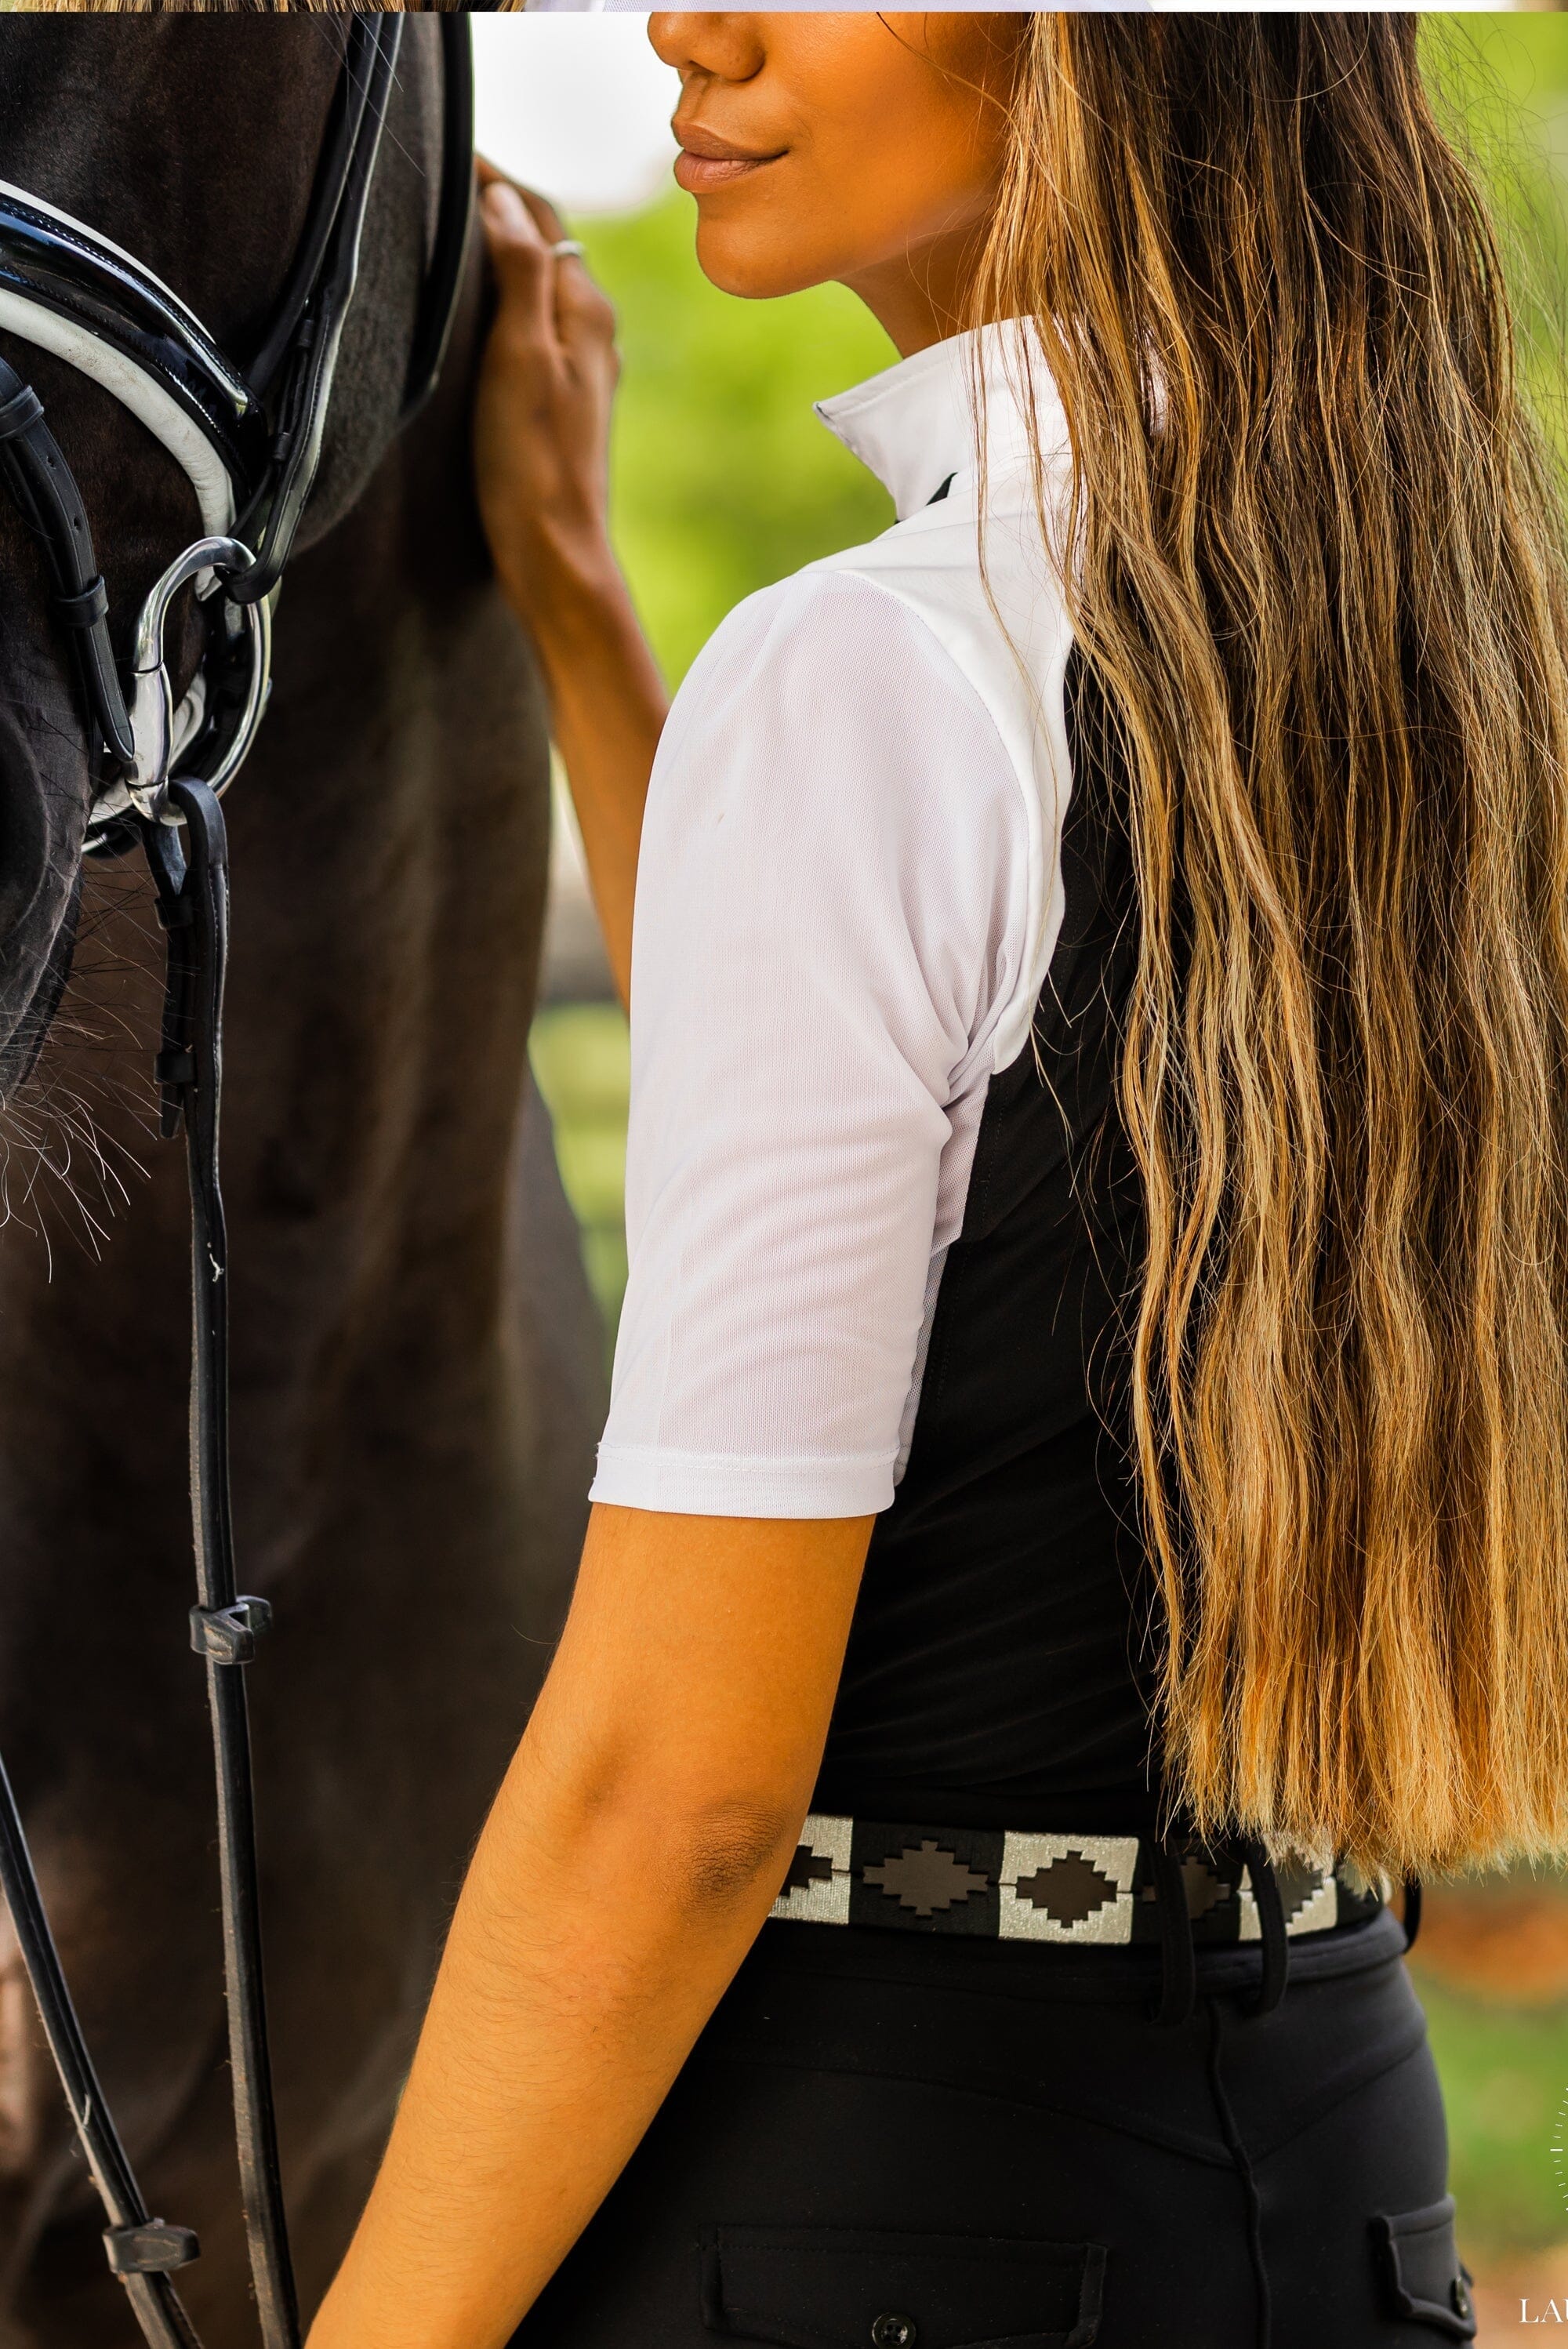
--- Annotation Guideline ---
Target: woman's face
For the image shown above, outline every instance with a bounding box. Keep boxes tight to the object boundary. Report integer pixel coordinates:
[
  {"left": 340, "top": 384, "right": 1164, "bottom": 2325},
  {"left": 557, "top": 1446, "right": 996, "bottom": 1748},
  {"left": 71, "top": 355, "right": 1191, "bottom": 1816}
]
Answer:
[{"left": 646, "top": 13, "right": 1022, "bottom": 355}]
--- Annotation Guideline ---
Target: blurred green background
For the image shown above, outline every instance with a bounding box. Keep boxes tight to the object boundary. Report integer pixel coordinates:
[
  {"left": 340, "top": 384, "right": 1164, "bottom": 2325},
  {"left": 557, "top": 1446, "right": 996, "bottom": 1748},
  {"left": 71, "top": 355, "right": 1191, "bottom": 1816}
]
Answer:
[{"left": 528, "top": 16, "right": 1568, "bottom": 2306}]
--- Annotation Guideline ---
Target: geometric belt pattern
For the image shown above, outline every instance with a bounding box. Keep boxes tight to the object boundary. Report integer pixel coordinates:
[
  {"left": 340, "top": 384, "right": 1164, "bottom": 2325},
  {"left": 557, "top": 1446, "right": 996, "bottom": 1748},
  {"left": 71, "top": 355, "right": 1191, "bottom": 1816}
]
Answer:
[{"left": 768, "top": 1813, "right": 1386, "bottom": 1944}]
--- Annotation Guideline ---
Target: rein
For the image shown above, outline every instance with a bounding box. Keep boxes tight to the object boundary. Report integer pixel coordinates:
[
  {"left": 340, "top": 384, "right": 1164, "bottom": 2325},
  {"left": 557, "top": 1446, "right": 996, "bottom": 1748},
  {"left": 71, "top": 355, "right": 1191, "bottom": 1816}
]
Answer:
[{"left": 0, "top": 23, "right": 474, "bottom": 2347}]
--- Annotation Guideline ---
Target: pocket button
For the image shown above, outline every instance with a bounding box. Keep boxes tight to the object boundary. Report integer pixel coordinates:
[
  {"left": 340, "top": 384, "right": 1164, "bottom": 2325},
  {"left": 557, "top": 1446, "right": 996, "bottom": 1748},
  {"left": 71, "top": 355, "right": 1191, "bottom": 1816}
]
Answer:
[{"left": 870, "top": 2318, "right": 916, "bottom": 2349}]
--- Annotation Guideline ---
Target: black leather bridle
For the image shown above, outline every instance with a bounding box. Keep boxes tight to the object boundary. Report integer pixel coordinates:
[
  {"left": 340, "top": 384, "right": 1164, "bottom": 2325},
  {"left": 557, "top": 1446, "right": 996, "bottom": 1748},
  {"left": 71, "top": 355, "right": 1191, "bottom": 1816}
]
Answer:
[{"left": 0, "top": 22, "right": 474, "bottom": 2349}]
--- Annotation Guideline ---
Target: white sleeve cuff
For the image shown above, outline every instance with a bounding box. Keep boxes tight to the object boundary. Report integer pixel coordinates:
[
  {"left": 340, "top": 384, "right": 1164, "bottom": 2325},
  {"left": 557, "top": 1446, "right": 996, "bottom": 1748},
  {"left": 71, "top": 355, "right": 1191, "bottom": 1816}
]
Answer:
[{"left": 588, "top": 1443, "right": 895, "bottom": 1521}]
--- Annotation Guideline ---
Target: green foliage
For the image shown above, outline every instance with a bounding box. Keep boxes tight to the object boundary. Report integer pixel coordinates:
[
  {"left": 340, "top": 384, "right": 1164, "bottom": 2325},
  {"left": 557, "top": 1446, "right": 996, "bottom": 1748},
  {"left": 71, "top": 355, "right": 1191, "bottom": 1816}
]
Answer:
[
  {"left": 530, "top": 1004, "right": 630, "bottom": 1343},
  {"left": 1420, "top": 1980, "right": 1568, "bottom": 2260},
  {"left": 1421, "top": 15, "right": 1568, "bottom": 459},
  {"left": 575, "top": 194, "right": 895, "bottom": 688}
]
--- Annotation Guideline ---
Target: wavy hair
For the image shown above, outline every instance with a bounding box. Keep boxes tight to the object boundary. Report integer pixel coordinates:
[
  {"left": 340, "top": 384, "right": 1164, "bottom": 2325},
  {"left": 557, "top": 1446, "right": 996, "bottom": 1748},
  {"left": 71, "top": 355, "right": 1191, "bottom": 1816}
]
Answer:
[{"left": 972, "top": 13, "right": 1568, "bottom": 1875}]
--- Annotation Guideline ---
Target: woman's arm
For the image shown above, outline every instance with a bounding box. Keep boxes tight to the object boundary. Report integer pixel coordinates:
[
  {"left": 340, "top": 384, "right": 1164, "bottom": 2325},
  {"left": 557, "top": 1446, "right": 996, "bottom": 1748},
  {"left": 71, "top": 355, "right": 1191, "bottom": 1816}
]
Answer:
[
  {"left": 305, "top": 1502, "right": 871, "bottom": 2349},
  {"left": 474, "top": 173, "right": 666, "bottom": 1007}
]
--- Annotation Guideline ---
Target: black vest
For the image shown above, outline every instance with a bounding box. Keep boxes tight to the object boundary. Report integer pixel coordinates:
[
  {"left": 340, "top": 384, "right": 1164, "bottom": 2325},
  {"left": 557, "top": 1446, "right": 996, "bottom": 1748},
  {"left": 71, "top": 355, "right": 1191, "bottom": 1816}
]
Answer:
[{"left": 814, "top": 648, "right": 1165, "bottom": 1835}]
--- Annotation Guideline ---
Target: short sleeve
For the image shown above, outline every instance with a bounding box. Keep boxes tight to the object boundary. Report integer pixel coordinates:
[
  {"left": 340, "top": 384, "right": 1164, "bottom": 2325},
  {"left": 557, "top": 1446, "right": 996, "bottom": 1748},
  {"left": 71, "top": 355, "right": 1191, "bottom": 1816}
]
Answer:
[{"left": 589, "top": 565, "right": 1029, "bottom": 1519}]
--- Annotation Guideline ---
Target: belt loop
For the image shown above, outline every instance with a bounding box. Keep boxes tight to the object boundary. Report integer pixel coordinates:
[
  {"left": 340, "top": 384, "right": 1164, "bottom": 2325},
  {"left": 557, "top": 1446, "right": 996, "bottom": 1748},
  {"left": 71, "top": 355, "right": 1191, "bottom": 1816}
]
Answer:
[
  {"left": 1238, "top": 1840, "right": 1289, "bottom": 2017},
  {"left": 1148, "top": 1833, "right": 1196, "bottom": 2027}
]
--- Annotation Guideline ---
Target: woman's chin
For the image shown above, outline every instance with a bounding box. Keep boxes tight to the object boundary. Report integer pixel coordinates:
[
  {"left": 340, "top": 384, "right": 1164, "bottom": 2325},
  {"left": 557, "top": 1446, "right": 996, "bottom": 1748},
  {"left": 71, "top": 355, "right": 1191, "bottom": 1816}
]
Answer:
[{"left": 690, "top": 224, "right": 831, "bottom": 304}]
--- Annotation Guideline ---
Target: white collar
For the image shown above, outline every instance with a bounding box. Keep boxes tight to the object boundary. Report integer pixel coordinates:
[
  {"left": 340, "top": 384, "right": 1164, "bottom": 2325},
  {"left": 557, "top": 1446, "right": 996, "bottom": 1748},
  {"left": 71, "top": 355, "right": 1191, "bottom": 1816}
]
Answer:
[{"left": 814, "top": 321, "right": 1058, "bottom": 523}]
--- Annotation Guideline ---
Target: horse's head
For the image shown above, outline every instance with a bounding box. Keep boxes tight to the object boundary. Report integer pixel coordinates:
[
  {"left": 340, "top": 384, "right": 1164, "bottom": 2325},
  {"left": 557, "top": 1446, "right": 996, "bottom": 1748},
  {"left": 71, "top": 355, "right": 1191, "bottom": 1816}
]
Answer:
[{"left": 0, "top": 18, "right": 449, "bottom": 1095}]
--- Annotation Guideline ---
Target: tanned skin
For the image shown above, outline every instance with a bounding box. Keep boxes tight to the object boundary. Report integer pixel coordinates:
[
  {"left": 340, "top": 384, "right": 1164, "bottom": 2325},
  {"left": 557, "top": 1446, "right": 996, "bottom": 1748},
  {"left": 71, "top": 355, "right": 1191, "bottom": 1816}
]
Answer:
[{"left": 307, "top": 20, "right": 1022, "bottom": 2349}]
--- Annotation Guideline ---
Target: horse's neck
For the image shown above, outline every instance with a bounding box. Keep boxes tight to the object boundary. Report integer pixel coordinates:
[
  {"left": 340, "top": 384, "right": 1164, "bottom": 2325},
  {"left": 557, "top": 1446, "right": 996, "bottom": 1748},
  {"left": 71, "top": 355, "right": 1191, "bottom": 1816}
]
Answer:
[{"left": 0, "top": 344, "right": 555, "bottom": 1567}]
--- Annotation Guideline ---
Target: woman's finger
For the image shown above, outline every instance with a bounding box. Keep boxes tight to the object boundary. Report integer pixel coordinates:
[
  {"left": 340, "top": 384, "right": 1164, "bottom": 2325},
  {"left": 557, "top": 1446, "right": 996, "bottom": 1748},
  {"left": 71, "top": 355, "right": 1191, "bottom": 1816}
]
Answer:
[
  {"left": 476, "top": 156, "right": 570, "bottom": 252},
  {"left": 480, "top": 178, "right": 561, "bottom": 350},
  {"left": 507, "top": 184, "right": 588, "bottom": 290},
  {"left": 518, "top": 186, "right": 571, "bottom": 251},
  {"left": 477, "top": 163, "right": 593, "bottom": 325},
  {"left": 555, "top": 257, "right": 618, "bottom": 359}
]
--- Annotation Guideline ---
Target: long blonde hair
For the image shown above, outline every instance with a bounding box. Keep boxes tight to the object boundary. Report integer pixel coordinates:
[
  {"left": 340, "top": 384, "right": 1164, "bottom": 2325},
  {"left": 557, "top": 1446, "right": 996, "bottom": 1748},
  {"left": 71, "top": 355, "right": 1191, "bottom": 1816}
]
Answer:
[{"left": 974, "top": 13, "right": 1568, "bottom": 1875}]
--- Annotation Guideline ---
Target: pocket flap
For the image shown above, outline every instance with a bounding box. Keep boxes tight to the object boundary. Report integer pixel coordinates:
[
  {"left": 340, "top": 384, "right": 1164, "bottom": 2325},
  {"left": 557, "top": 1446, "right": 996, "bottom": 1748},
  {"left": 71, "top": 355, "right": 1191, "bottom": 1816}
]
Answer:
[
  {"left": 1371, "top": 2198, "right": 1477, "bottom": 2338},
  {"left": 700, "top": 2227, "right": 1107, "bottom": 2349}
]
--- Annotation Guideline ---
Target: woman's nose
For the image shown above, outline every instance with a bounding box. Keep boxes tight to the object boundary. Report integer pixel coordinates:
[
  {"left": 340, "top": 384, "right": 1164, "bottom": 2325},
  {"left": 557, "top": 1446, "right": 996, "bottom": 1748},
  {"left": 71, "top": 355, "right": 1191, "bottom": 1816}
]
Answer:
[{"left": 648, "top": 14, "right": 766, "bottom": 86}]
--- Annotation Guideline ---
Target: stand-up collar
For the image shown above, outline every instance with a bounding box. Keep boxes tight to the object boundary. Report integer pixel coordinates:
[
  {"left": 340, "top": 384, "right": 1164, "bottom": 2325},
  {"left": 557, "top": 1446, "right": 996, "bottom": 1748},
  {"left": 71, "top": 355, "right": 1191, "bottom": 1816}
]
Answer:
[{"left": 814, "top": 321, "right": 1061, "bottom": 522}]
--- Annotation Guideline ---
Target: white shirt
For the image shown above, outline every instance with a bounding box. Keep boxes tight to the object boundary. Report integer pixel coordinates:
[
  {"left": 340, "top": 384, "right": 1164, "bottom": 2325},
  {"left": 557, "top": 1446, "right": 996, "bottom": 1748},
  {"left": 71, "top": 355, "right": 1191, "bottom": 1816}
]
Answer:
[{"left": 590, "top": 322, "right": 1078, "bottom": 1519}]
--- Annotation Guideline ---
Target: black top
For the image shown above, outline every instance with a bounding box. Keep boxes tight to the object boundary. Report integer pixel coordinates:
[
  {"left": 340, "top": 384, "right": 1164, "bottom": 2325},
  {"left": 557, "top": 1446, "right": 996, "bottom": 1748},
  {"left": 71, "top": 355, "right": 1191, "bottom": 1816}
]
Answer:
[{"left": 814, "top": 649, "right": 1165, "bottom": 1833}]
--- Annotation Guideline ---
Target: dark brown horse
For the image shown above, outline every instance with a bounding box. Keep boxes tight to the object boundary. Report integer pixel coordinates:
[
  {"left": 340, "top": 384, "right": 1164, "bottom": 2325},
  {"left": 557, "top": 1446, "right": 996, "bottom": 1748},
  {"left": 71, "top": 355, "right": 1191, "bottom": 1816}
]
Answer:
[{"left": 0, "top": 20, "right": 600, "bottom": 2344}]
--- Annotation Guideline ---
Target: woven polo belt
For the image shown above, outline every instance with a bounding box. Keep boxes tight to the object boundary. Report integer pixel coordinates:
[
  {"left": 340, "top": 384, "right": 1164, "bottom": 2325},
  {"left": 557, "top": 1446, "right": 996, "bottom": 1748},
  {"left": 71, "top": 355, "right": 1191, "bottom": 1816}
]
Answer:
[{"left": 768, "top": 1813, "right": 1385, "bottom": 1946}]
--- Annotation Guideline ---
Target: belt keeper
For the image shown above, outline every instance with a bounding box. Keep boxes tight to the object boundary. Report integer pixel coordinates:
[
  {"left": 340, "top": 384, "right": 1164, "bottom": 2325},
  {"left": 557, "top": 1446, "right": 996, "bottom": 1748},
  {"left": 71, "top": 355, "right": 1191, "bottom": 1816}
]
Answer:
[
  {"left": 1146, "top": 1835, "right": 1197, "bottom": 2028},
  {"left": 54, "top": 575, "right": 109, "bottom": 630},
  {"left": 191, "top": 1597, "right": 272, "bottom": 1665},
  {"left": 154, "top": 1048, "right": 194, "bottom": 1088},
  {"left": 103, "top": 2220, "right": 200, "bottom": 2276},
  {"left": 1239, "top": 1839, "right": 1289, "bottom": 2017},
  {"left": 1400, "top": 1874, "right": 1423, "bottom": 1952},
  {"left": 0, "top": 383, "right": 44, "bottom": 441}
]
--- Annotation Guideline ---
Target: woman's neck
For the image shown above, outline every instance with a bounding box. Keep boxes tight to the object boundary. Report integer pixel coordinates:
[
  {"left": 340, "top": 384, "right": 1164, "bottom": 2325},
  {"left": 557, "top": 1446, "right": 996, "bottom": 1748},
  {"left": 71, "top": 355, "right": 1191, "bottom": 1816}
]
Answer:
[{"left": 840, "top": 227, "right": 994, "bottom": 359}]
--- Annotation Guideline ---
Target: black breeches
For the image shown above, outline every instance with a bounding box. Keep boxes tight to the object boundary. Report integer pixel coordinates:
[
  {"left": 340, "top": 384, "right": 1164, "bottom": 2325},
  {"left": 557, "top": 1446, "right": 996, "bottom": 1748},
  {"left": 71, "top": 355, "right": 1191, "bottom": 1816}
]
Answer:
[{"left": 514, "top": 1908, "right": 1463, "bottom": 2349}]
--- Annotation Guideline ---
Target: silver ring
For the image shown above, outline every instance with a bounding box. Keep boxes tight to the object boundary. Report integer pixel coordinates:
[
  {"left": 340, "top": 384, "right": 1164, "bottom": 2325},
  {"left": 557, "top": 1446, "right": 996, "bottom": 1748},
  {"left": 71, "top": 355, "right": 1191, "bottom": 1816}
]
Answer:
[
  {"left": 89, "top": 535, "right": 270, "bottom": 838},
  {"left": 550, "top": 239, "right": 586, "bottom": 263}
]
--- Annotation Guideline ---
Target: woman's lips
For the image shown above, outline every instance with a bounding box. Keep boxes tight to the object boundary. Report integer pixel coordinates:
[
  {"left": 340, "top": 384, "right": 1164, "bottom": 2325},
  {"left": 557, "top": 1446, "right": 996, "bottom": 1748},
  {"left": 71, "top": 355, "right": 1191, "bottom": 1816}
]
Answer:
[
  {"left": 672, "top": 125, "right": 785, "bottom": 195},
  {"left": 673, "top": 150, "right": 776, "bottom": 193}
]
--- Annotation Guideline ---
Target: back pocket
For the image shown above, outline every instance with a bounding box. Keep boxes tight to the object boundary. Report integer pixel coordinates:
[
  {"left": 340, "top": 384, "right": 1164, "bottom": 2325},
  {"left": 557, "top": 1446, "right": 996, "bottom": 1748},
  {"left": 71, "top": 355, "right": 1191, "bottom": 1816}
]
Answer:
[
  {"left": 699, "top": 2226, "right": 1107, "bottom": 2349},
  {"left": 1371, "top": 2198, "right": 1476, "bottom": 2338}
]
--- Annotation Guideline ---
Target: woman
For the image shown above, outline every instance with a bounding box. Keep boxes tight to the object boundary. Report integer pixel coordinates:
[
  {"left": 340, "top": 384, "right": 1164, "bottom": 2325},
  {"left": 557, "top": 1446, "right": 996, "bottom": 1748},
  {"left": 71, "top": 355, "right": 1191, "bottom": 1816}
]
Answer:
[{"left": 308, "top": 16, "right": 1568, "bottom": 2347}]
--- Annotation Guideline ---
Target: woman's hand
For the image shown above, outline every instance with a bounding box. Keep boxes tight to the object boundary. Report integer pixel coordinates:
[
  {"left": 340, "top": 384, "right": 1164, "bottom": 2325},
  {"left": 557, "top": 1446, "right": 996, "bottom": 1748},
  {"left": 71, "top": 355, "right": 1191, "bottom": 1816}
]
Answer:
[
  {"left": 472, "top": 162, "right": 667, "bottom": 1008},
  {"left": 474, "top": 162, "right": 622, "bottom": 633}
]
